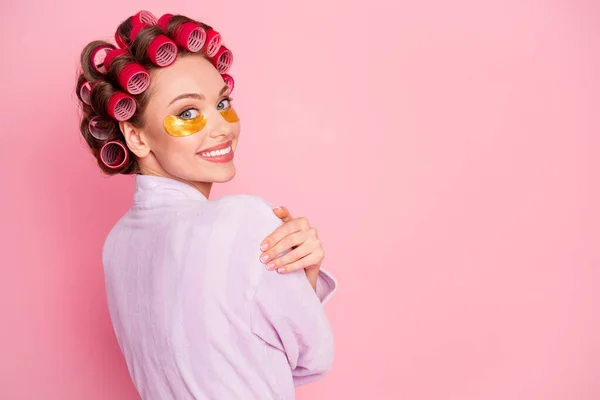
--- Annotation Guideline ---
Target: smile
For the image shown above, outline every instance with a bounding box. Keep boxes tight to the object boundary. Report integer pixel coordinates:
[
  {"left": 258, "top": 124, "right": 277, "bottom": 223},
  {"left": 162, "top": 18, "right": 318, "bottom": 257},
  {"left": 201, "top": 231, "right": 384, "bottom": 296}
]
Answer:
[
  {"left": 197, "top": 140, "right": 234, "bottom": 163},
  {"left": 200, "top": 146, "right": 232, "bottom": 158}
]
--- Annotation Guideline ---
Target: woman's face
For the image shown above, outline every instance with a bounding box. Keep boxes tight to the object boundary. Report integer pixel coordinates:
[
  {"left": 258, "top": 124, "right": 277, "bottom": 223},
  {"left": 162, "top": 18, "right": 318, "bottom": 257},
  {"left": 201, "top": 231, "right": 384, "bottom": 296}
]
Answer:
[{"left": 137, "top": 54, "right": 240, "bottom": 185}]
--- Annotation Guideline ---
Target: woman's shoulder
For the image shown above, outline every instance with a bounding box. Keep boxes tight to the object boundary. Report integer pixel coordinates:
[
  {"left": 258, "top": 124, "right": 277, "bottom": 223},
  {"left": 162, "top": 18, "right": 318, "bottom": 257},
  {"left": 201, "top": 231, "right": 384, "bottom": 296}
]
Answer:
[
  {"left": 213, "top": 194, "right": 275, "bottom": 215},
  {"left": 211, "top": 195, "right": 281, "bottom": 230}
]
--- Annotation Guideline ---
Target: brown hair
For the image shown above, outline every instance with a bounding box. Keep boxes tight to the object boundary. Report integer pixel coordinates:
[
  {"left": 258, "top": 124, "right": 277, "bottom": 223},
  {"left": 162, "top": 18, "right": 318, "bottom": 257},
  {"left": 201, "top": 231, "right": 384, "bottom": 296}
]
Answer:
[{"left": 75, "top": 15, "right": 213, "bottom": 175}]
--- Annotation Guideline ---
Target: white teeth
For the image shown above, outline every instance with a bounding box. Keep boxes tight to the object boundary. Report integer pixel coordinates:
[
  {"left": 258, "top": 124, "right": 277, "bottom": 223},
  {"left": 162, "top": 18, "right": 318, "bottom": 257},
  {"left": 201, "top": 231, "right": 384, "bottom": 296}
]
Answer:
[{"left": 201, "top": 146, "right": 232, "bottom": 157}]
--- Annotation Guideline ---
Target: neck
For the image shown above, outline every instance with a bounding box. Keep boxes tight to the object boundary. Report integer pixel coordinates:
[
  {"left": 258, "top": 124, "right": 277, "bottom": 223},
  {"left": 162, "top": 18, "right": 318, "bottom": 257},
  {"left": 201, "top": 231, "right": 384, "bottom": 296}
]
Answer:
[{"left": 138, "top": 167, "right": 213, "bottom": 199}]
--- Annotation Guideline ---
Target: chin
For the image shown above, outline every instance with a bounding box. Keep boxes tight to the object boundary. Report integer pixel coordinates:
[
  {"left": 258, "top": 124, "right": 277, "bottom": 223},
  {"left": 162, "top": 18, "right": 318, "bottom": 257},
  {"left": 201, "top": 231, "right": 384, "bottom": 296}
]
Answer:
[{"left": 209, "top": 165, "right": 237, "bottom": 183}]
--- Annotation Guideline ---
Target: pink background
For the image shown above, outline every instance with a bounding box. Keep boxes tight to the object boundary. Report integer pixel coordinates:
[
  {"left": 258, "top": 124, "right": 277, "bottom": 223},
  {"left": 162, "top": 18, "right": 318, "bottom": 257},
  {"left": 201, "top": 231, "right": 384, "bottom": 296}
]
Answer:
[{"left": 1, "top": 0, "right": 599, "bottom": 398}]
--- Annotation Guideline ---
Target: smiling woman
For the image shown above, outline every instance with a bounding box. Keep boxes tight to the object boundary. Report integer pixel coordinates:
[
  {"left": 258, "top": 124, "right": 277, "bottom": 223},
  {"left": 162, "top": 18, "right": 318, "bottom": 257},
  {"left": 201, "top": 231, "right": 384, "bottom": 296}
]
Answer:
[{"left": 74, "top": 9, "right": 337, "bottom": 400}]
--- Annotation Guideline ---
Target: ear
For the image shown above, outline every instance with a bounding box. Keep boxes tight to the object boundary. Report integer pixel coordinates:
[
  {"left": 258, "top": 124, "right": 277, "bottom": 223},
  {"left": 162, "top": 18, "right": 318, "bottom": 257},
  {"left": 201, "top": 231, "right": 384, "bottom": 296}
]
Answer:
[{"left": 120, "top": 121, "right": 151, "bottom": 158}]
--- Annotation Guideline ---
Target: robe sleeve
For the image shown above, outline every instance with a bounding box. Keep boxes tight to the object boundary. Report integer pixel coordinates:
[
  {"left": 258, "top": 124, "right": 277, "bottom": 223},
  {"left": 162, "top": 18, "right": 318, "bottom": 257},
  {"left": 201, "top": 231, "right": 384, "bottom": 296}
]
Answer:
[{"left": 245, "top": 197, "right": 336, "bottom": 387}]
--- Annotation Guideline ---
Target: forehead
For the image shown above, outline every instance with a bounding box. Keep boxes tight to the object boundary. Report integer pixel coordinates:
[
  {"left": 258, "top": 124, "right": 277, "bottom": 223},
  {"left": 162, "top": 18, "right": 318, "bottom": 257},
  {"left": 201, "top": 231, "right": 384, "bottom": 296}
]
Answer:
[{"left": 150, "top": 55, "right": 223, "bottom": 101}]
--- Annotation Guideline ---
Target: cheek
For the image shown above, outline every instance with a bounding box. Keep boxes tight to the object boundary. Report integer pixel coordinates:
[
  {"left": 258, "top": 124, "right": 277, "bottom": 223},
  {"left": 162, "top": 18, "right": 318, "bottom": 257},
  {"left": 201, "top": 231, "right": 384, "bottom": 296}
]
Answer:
[{"left": 147, "top": 119, "right": 204, "bottom": 155}]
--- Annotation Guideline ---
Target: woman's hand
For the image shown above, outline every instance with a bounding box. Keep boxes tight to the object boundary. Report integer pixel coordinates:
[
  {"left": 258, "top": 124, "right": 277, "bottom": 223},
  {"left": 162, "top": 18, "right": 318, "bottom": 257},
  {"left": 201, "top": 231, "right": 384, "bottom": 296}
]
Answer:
[{"left": 259, "top": 207, "right": 324, "bottom": 276}]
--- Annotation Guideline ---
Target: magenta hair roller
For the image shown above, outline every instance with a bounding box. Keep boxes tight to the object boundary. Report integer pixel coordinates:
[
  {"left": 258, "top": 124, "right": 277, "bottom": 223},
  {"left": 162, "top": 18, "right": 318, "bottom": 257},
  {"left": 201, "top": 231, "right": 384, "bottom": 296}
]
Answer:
[
  {"left": 118, "top": 63, "right": 150, "bottom": 95},
  {"left": 79, "top": 80, "right": 94, "bottom": 105},
  {"left": 114, "top": 31, "right": 128, "bottom": 49},
  {"left": 90, "top": 45, "right": 114, "bottom": 74},
  {"left": 130, "top": 23, "right": 178, "bottom": 67},
  {"left": 114, "top": 11, "right": 157, "bottom": 49},
  {"left": 100, "top": 140, "right": 129, "bottom": 170},
  {"left": 147, "top": 35, "right": 178, "bottom": 66},
  {"left": 221, "top": 74, "right": 234, "bottom": 92},
  {"left": 103, "top": 48, "right": 150, "bottom": 95},
  {"left": 157, "top": 14, "right": 206, "bottom": 52},
  {"left": 129, "top": 22, "right": 149, "bottom": 42},
  {"left": 203, "top": 29, "right": 222, "bottom": 58},
  {"left": 88, "top": 116, "right": 114, "bottom": 140},
  {"left": 132, "top": 10, "right": 158, "bottom": 26},
  {"left": 174, "top": 22, "right": 206, "bottom": 52},
  {"left": 107, "top": 91, "right": 136, "bottom": 121},
  {"left": 157, "top": 13, "right": 174, "bottom": 30},
  {"left": 211, "top": 45, "right": 233, "bottom": 74},
  {"left": 103, "top": 48, "right": 128, "bottom": 70}
]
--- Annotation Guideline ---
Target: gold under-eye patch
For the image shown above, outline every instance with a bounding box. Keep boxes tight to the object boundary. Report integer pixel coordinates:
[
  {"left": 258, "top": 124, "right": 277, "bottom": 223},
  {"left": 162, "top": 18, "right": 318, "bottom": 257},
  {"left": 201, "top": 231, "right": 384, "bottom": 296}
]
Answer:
[
  {"left": 163, "top": 114, "right": 208, "bottom": 137},
  {"left": 220, "top": 108, "right": 240, "bottom": 123}
]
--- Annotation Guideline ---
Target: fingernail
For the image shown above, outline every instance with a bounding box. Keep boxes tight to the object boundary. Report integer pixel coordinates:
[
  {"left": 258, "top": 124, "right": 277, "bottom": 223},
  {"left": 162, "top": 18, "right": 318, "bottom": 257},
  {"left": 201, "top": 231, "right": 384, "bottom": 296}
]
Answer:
[
  {"left": 261, "top": 242, "right": 269, "bottom": 251},
  {"left": 260, "top": 254, "right": 269, "bottom": 263},
  {"left": 267, "top": 263, "right": 275, "bottom": 270},
  {"left": 277, "top": 268, "right": 285, "bottom": 273}
]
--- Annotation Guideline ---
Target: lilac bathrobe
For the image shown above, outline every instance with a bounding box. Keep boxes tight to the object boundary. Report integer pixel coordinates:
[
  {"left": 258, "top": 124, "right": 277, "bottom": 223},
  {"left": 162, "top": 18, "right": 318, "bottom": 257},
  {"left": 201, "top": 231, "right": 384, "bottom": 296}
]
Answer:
[{"left": 102, "top": 175, "right": 337, "bottom": 399}]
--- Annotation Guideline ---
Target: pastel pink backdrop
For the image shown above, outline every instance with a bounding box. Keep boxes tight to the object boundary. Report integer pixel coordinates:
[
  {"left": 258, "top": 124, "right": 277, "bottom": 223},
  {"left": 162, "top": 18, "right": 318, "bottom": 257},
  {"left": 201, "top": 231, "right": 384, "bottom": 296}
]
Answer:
[{"left": 0, "top": 0, "right": 598, "bottom": 398}]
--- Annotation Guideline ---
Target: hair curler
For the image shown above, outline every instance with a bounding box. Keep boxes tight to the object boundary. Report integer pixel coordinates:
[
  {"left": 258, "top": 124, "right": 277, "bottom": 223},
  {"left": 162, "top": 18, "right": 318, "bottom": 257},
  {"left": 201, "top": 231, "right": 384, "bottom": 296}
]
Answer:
[
  {"left": 203, "top": 29, "right": 222, "bottom": 58},
  {"left": 88, "top": 116, "right": 115, "bottom": 140},
  {"left": 79, "top": 80, "right": 94, "bottom": 105},
  {"left": 103, "top": 48, "right": 151, "bottom": 94},
  {"left": 103, "top": 48, "right": 128, "bottom": 70},
  {"left": 90, "top": 45, "right": 114, "bottom": 74},
  {"left": 211, "top": 45, "right": 233, "bottom": 74},
  {"left": 221, "top": 73, "right": 234, "bottom": 92},
  {"left": 130, "top": 23, "right": 178, "bottom": 67},
  {"left": 132, "top": 10, "right": 157, "bottom": 26},
  {"left": 117, "top": 63, "right": 150, "bottom": 95},
  {"left": 100, "top": 140, "right": 129, "bottom": 169},
  {"left": 107, "top": 91, "right": 137, "bottom": 121},
  {"left": 158, "top": 14, "right": 206, "bottom": 52}
]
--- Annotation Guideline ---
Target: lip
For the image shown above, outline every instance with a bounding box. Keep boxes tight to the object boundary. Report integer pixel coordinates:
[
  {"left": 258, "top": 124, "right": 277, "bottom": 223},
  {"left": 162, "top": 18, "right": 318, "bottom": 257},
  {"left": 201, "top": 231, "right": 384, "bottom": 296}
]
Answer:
[
  {"left": 198, "top": 140, "right": 233, "bottom": 153},
  {"left": 197, "top": 140, "right": 234, "bottom": 163}
]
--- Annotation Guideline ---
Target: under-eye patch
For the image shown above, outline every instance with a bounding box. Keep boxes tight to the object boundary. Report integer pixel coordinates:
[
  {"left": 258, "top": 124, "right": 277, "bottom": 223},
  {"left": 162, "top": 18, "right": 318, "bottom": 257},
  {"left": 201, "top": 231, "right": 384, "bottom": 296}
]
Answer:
[
  {"left": 163, "top": 114, "right": 208, "bottom": 137},
  {"left": 220, "top": 108, "right": 239, "bottom": 123}
]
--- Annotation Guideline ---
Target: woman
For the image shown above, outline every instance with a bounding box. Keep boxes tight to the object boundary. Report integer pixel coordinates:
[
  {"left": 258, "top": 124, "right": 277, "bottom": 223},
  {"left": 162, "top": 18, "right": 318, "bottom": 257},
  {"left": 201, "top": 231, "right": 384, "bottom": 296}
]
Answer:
[{"left": 75, "top": 10, "right": 336, "bottom": 400}]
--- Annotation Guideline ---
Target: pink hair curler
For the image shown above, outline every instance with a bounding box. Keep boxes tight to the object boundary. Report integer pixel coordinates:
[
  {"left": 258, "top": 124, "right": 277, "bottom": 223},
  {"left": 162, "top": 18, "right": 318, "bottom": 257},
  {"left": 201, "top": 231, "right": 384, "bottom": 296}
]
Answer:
[
  {"left": 90, "top": 45, "right": 114, "bottom": 74},
  {"left": 132, "top": 10, "right": 157, "bottom": 26},
  {"left": 157, "top": 13, "right": 174, "bottom": 30},
  {"left": 88, "top": 116, "right": 115, "bottom": 140},
  {"left": 118, "top": 63, "right": 150, "bottom": 95},
  {"left": 147, "top": 35, "right": 178, "bottom": 66},
  {"left": 157, "top": 14, "right": 206, "bottom": 52},
  {"left": 103, "top": 48, "right": 128, "bottom": 71},
  {"left": 100, "top": 140, "right": 129, "bottom": 170},
  {"left": 114, "top": 31, "right": 128, "bottom": 49},
  {"left": 103, "top": 48, "right": 150, "bottom": 94},
  {"left": 174, "top": 22, "right": 206, "bottom": 52},
  {"left": 221, "top": 74, "right": 234, "bottom": 92},
  {"left": 203, "top": 29, "right": 222, "bottom": 58},
  {"left": 129, "top": 23, "right": 177, "bottom": 67},
  {"left": 129, "top": 22, "right": 149, "bottom": 42},
  {"left": 79, "top": 80, "right": 94, "bottom": 105},
  {"left": 107, "top": 91, "right": 136, "bottom": 121},
  {"left": 211, "top": 45, "right": 233, "bottom": 74}
]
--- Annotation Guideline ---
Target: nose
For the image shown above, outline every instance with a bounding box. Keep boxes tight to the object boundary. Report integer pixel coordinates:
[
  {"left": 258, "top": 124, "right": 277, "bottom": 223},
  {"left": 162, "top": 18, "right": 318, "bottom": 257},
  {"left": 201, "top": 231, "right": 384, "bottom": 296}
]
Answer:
[{"left": 206, "top": 109, "right": 234, "bottom": 139}]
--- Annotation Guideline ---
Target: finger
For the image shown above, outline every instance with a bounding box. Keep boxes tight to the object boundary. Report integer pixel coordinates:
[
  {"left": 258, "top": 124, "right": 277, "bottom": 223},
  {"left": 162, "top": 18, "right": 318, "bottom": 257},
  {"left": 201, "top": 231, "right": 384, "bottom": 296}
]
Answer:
[
  {"left": 273, "top": 206, "right": 293, "bottom": 223},
  {"left": 276, "top": 251, "right": 323, "bottom": 274},
  {"left": 260, "top": 217, "right": 310, "bottom": 251},
  {"left": 260, "top": 230, "right": 312, "bottom": 265},
  {"left": 265, "top": 239, "right": 320, "bottom": 271}
]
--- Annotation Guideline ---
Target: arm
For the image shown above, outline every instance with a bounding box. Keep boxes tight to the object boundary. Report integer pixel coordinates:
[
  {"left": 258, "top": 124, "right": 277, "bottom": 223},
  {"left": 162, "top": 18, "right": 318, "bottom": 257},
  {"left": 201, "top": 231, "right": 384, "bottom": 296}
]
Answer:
[
  {"left": 245, "top": 198, "right": 336, "bottom": 386},
  {"left": 261, "top": 206, "right": 337, "bottom": 302},
  {"left": 252, "top": 267, "right": 335, "bottom": 386}
]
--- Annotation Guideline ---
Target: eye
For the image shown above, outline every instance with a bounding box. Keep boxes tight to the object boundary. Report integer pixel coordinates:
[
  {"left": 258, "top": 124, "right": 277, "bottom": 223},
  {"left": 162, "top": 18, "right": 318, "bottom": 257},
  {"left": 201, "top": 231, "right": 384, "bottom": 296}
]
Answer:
[
  {"left": 217, "top": 98, "right": 232, "bottom": 111},
  {"left": 179, "top": 108, "right": 200, "bottom": 120}
]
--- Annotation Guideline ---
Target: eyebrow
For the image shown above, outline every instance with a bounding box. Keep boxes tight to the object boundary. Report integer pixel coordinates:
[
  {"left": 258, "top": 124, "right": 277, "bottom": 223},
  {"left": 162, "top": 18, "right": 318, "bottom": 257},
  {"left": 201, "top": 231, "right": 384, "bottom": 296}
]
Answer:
[{"left": 168, "top": 85, "right": 230, "bottom": 106}]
